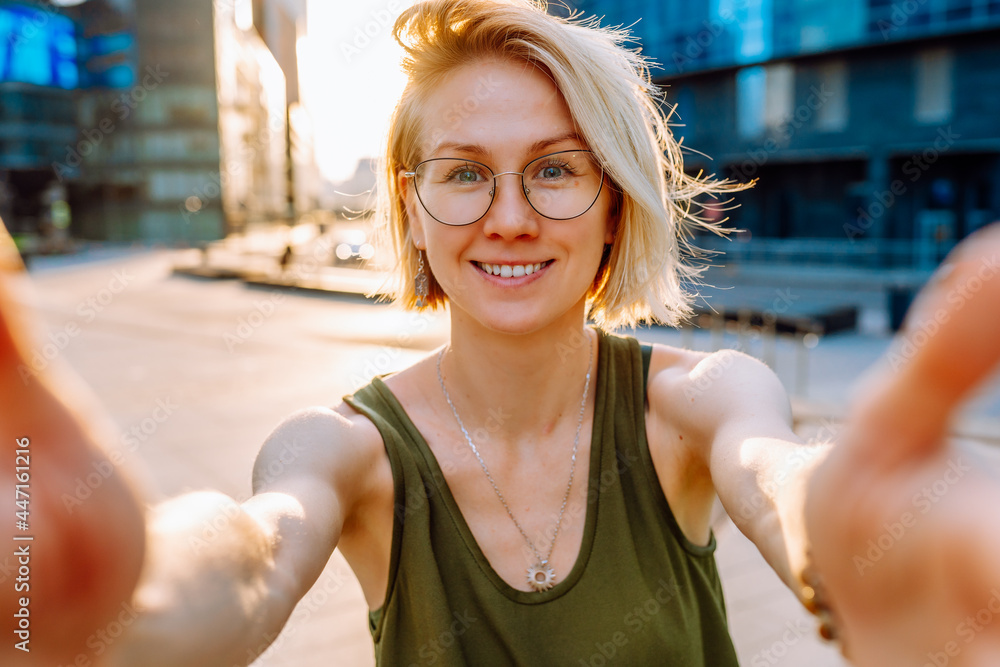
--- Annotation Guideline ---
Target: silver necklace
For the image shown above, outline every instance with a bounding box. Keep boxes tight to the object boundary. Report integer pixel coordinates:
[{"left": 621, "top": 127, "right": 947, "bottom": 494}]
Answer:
[{"left": 436, "top": 334, "right": 594, "bottom": 592}]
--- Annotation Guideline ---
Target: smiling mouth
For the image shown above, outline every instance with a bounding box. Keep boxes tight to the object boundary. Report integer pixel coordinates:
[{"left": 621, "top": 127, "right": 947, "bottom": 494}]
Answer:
[{"left": 474, "top": 260, "right": 553, "bottom": 277}]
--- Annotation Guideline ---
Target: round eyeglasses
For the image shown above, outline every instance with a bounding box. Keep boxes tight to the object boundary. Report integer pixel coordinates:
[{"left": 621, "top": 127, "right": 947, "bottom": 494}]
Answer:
[{"left": 404, "top": 150, "right": 605, "bottom": 226}]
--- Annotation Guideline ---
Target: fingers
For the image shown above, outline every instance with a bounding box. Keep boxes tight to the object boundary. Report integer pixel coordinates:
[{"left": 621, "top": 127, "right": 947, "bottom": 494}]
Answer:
[
  {"left": 902, "top": 222, "right": 1000, "bottom": 401},
  {"left": 850, "top": 223, "right": 1000, "bottom": 461}
]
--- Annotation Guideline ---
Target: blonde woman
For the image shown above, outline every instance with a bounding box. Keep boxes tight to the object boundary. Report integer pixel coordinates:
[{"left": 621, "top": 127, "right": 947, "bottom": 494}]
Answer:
[{"left": 2, "top": 1, "right": 1000, "bottom": 665}]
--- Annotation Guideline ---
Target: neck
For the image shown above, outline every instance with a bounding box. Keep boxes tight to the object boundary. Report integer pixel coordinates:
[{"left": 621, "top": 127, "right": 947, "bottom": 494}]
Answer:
[{"left": 440, "top": 306, "right": 596, "bottom": 451}]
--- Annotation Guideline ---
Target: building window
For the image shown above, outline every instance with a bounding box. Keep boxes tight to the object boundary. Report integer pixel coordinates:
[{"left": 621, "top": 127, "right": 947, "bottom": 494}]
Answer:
[
  {"left": 737, "top": 66, "right": 766, "bottom": 138},
  {"left": 815, "top": 60, "right": 848, "bottom": 132},
  {"left": 914, "top": 47, "right": 953, "bottom": 124},
  {"left": 764, "top": 62, "right": 795, "bottom": 130},
  {"left": 736, "top": 62, "right": 794, "bottom": 138}
]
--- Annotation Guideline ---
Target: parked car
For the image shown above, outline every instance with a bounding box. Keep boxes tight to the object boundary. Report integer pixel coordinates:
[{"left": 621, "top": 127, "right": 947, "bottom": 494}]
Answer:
[{"left": 332, "top": 228, "right": 375, "bottom": 267}]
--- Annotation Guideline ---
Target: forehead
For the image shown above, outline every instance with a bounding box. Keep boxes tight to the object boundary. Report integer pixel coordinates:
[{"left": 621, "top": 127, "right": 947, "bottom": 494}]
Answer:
[{"left": 419, "top": 59, "right": 580, "bottom": 161}]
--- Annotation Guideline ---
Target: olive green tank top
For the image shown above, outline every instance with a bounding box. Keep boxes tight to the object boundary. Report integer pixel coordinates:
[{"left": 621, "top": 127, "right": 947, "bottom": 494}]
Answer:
[{"left": 343, "top": 330, "right": 739, "bottom": 666}]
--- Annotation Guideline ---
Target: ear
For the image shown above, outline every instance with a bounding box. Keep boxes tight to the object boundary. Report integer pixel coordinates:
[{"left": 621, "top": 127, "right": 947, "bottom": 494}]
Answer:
[{"left": 399, "top": 170, "right": 426, "bottom": 250}]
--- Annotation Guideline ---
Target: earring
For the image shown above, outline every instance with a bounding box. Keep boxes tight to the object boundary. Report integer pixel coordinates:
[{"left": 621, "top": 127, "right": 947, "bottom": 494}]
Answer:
[{"left": 414, "top": 251, "right": 429, "bottom": 308}]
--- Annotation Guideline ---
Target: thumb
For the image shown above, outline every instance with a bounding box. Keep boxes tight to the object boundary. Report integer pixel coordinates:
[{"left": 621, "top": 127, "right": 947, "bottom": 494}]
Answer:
[{"left": 851, "top": 222, "right": 1000, "bottom": 460}]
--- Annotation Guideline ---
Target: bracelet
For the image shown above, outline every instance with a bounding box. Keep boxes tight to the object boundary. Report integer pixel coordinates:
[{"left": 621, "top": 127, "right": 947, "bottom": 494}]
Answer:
[{"left": 800, "top": 565, "right": 839, "bottom": 642}]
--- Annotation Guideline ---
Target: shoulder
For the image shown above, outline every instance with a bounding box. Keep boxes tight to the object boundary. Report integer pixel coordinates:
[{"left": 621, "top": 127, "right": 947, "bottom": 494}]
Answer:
[
  {"left": 253, "top": 403, "right": 388, "bottom": 512},
  {"left": 645, "top": 344, "right": 792, "bottom": 447}
]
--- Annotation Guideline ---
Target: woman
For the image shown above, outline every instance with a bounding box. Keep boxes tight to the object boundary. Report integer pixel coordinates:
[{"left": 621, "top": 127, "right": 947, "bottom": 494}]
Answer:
[{"left": 2, "top": 1, "right": 999, "bottom": 665}]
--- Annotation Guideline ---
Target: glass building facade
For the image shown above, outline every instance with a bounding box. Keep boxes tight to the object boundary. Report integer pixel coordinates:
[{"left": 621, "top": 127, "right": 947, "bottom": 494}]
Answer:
[{"left": 553, "top": 0, "right": 1000, "bottom": 268}]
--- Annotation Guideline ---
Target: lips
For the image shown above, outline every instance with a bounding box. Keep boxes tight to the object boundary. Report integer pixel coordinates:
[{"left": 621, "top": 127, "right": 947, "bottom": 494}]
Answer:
[{"left": 475, "top": 260, "right": 553, "bottom": 277}]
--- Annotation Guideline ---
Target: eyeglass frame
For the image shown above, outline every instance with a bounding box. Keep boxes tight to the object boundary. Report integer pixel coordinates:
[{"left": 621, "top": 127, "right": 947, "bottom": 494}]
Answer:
[{"left": 402, "top": 149, "right": 606, "bottom": 226}]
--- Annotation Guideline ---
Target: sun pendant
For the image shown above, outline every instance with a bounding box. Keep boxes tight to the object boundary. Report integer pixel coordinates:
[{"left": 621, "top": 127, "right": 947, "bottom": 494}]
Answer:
[{"left": 526, "top": 562, "right": 556, "bottom": 592}]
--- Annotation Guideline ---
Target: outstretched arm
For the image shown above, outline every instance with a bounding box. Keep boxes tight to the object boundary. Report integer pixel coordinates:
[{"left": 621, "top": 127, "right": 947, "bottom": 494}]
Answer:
[
  {"left": 106, "top": 406, "right": 364, "bottom": 667},
  {"left": 0, "top": 223, "right": 146, "bottom": 665},
  {"left": 0, "top": 221, "right": 373, "bottom": 666},
  {"left": 671, "top": 347, "right": 826, "bottom": 594}
]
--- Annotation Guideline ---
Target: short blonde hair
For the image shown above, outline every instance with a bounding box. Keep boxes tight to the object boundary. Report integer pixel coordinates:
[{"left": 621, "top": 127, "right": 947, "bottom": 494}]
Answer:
[{"left": 376, "top": 0, "right": 745, "bottom": 328}]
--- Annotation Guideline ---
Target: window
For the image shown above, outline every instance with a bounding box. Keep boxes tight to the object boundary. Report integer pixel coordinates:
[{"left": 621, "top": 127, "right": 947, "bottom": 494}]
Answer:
[
  {"left": 815, "top": 60, "right": 848, "bottom": 132},
  {"left": 737, "top": 66, "right": 766, "bottom": 138},
  {"left": 736, "top": 63, "right": 794, "bottom": 138},
  {"left": 914, "top": 48, "right": 953, "bottom": 124}
]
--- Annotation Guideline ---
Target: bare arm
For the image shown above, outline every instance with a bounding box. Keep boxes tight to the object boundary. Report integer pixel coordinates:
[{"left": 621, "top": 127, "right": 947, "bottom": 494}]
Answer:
[
  {"left": 107, "top": 406, "right": 373, "bottom": 667},
  {"left": 662, "top": 348, "right": 826, "bottom": 594},
  {"left": 0, "top": 220, "right": 376, "bottom": 666}
]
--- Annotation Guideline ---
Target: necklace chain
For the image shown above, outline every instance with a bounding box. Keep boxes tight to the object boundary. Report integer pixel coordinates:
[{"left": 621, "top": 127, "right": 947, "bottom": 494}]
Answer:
[{"left": 436, "top": 334, "right": 594, "bottom": 592}]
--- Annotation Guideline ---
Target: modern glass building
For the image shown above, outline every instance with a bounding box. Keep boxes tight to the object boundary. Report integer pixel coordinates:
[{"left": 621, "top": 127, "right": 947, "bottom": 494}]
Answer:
[
  {"left": 553, "top": 0, "right": 1000, "bottom": 268},
  {"left": 1, "top": 0, "right": 314, "bottom": 245}
]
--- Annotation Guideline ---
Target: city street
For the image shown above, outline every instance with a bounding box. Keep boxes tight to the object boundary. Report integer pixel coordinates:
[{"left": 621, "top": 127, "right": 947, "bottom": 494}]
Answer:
[{"left": 20, "top": 248, "right": 999, "bottom": 666}]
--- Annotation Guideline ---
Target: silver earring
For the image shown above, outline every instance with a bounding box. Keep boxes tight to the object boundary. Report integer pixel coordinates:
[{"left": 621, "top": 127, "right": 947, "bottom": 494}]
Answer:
[{"left": 414, "top": 251, "right": 429, "bottom": 308}]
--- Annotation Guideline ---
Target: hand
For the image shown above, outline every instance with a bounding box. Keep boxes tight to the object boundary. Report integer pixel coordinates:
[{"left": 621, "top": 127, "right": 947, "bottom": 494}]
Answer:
[
  {"left": 806, "top": 223, "right": 1000, "bottom": 666},
  {"left": 0, "top": 221, "right": 146, "bottom": 665}
]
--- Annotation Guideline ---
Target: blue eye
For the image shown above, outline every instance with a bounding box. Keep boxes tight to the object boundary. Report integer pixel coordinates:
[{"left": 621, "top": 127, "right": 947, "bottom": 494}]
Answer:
[{"left": 541, "top": 166, "right": 564, "bottom": 179}]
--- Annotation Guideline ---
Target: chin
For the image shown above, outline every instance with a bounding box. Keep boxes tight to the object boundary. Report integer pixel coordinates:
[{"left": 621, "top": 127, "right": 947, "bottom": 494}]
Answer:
[{"left": 456, "top": 300, "right": 586, "bottom": 337}]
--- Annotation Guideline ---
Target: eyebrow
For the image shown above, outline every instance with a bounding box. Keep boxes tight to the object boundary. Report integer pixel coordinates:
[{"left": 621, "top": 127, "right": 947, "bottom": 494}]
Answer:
[{"left": 429, "top": 131, "right": 586, "bottom": 160}]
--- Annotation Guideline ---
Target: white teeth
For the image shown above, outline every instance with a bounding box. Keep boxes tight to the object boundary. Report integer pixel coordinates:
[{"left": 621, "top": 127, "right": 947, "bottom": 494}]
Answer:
[{"left": 477, "top": 261, "right": 548, "bottom": 277}]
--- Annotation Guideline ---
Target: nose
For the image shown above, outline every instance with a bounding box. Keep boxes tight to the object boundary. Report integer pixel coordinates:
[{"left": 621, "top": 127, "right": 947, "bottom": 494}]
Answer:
[{"left": 481, "top": 172, "right": 539, "bottom": 240}]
